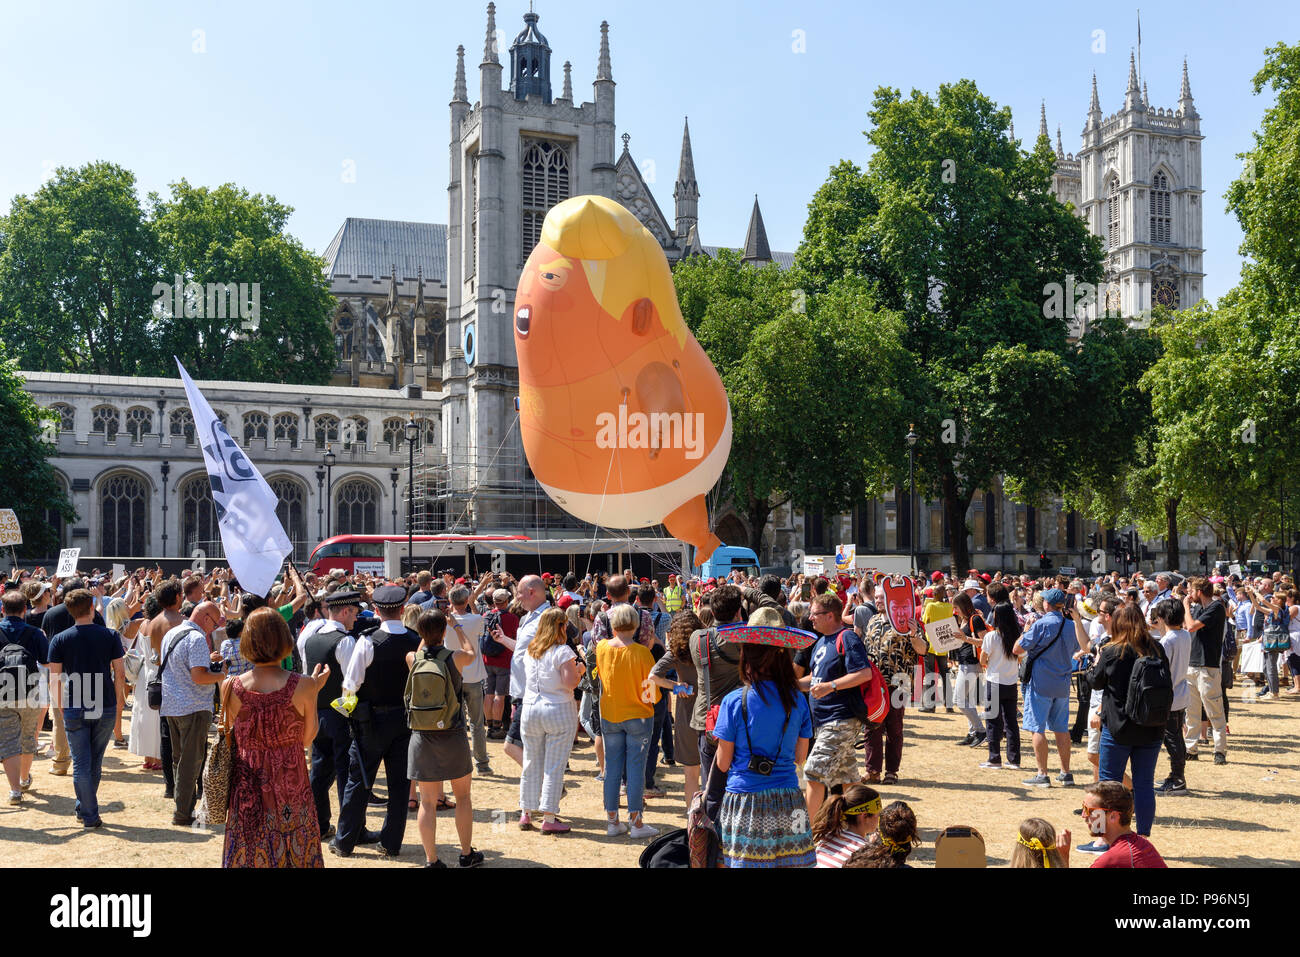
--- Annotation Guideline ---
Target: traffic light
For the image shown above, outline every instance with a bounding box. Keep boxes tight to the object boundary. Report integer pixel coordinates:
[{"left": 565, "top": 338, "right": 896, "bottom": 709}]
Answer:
[
  {"left": 1200, "top": 548, "right": 1208, "bottom": 570},
  {"left": 1039, "top": 551, "right": 1050, "bottom": 572}
]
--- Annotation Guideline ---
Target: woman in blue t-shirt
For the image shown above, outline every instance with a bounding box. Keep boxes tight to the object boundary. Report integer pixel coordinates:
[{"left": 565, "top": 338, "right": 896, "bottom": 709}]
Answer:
[{"left": 712, "top": 610, "right": 815, "bottom": 868}]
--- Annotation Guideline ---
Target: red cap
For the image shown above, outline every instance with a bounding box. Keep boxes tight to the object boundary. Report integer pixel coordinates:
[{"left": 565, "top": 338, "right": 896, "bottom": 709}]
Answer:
[
  {"left": 455, "top": 577, "right": 467, "bottom": 585},
  {"left": 980, "top": 573, "right": 992, "bottom": 583},
  {"left": 639, "top": 577, "right": 650, "bottom": 584},
  {"left": 931, "top": 571, "right": 944, "bottom": 582},
  {"left": 542, "top": 573, "right": 553, "bottom": 580},
  {"left": 556, "top": 594, "right": 575, "bottom": 610},
  {"left": 924, "top": 586, "right": 935, "bottom": 598}
]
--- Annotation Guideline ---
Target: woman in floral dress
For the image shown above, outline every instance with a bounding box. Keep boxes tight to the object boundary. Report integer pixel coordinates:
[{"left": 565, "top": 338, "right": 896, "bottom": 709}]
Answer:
[{"left": 221, "top": 607, "right": 329, "bottom": 868}]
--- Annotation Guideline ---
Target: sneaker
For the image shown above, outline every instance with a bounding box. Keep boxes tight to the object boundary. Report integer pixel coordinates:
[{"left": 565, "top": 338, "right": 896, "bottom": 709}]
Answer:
[
  {"left": 1056, "top": 772, "right": 1075, "bottom": 787},
  {"left": 606, "top": 820, "right": 629, "bottom": 836},
  {"left": 357, "top": 829, "right": 381, "bottom": 845},
  {"left": 664, "top": 758, "right": 677, "bottom": 767},
  {"left": 50, "top": 765, "right": 68, "bottom": 776},
  {"left": 424, "top": 859, "right": 448, "bottom": 868},
  {"left": 955, "top": 733, "right": 976, "bottom": 746},
  {"left": 379, "top": 846, "right": 401, "bottom": 858},
  {"left": 7, "top": 790, "right": 22, "bottom": 805},
  {"left": 113, "top": 737, "right": 127, "bottom": 749},
  {"left": 82, "top": 818, "right": 103, "bottom": 829},
  {"left": 1213, "top": 753, "right": 1227, "bottom": 765},
  {"left": 1185, "top": 751, "right": 1199, "bottom": 761},
  {"left": 1154, "top": 778, "right": 1188, "bottom": 795},
  {"left": 946, "top": 707, "right": 957, "bottom": 714},
  {"left": 978, "top": 760, "right": 1003, "bottom": 770},
  {"left": 970, "top": 732, "right": 988, "bottom": 747},
  {"left": 1022, "top": 774, "right": 1051, "bottom": 788},
  {"left": 476, "top": 765, "right": 492, "bottom": 777},
  {"left": 1003, "top": 762, "right": 1021, "bottom": 771},
  {"left": 1075, "top": 839, "right": 1109, "bottom": 855},
  {"left": 540, "top": 819, "right": 571, "bottom": 834},
  {"left": 163, "top": 788, "right": 175, "bottom": 799},
  {"left": 19, "top": 775, "right": 32, "bottom": 791},
  {"left": 327, "top": 840, "right": 352, "bottom": 858},
  {"left": 595, "top": 771, "right": 605, "bottom": 782},
  {"left": 643, "top": 786, "right": 666, "bottom": 799},
  {"left": 519, "top": 812, "right": 533, "bottom": 830},
  {"left": 320, "top": 825, "right": 336, "bottom": 841},
  {"left": 1257, "top": 692, "right": 1276, "bottom": 700},
  {"left": 458, "top": 848, "right": 485, "bottom": 868},
  {"left": 629, "top": 822, "right": 659, "bottom": 840}
]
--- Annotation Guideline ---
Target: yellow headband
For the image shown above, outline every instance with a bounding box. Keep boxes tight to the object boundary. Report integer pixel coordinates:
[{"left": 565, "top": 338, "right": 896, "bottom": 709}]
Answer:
[
  {"left": 846, "top": 797, "right": 883, "bottom": 817},
  {"left": 879, "top": 833, "right": 912, "bottom": 854},
  {"left": 1017, "top": 834, "right": 1052, "bottom": 868}
]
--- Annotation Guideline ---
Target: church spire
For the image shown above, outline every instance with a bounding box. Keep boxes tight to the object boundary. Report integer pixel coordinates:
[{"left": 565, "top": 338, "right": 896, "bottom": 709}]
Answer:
[
  {"left": 1086, "top": 72, "right": 1102, "bottom": 131},
  {"left": 453, "top": 44, "right": 468, "bottom": 102},
  {"left": 1125, "top": 50, "right": 1142, "bottom": 110},
  {"left": 1142, "top": 80, "right": 1149, "bottom": 110},
  {"left": 483, "top": 2, "right": 499, "bottom": 65},
  {"left": 1179, "top": 57, "right": 1197, "bottom": 117},
  {"left": 1056, "top": 125, "right": 1064, "bottom": 159},
  {"left": 674, "top": 117, "right": 699, "bottom": 242},
  {"left": 1038, "top": 100, "right": 1048, "bottom": 141},
  {"left": 596, "top": 20, "right": 612, "bottom": 81},
  {"left": 560, "top": 60, "right": 573, "bottom": 102},
  {"left": 742, "top": 195, "right": 772, "bottom": 264}
]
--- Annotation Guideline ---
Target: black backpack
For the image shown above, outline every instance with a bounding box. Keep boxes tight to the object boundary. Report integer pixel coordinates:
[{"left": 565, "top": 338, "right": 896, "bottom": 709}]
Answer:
[
  {"left": 1123, "top": 647, "right": 1174, "bottom": 728},
  {"left": 0, "top": 629, "right": 39, "bottom": 699},
  {"left": 480, "top": 610, "right": 506, "bottom": 657}
]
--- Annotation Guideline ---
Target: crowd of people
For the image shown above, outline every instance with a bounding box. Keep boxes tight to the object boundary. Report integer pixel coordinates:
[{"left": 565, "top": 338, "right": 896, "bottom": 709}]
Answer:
[{"left": 1, "top": 559, "right": 1296, "bottom": 868}]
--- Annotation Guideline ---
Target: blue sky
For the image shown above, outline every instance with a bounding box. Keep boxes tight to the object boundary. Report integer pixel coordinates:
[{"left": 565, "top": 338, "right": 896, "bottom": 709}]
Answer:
[{"left": 1, "top": 0, "right": 1293, "bottom": 303}]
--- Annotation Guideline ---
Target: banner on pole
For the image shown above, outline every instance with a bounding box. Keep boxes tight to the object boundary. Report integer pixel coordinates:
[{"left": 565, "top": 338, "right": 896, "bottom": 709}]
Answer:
[{"left": 0, "top": 510, "right": 21, "bottom": 547}]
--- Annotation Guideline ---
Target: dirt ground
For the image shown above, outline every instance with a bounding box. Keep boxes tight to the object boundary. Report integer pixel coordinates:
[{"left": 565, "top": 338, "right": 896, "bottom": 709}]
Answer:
[{"left": 2, "top": 688, "right": 1296, "bottom": 868}]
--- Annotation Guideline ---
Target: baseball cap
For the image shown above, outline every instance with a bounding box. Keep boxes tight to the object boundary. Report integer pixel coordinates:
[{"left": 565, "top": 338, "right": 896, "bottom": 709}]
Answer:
[
  {"left": 931, "top": 571, "right": 944, "bottom": 582},
  {"left": 980, "top": 573, "right": 992, "bottom": 583},
  {"left": 556, "top": 594, "right": 575, "bottom": 610},
  {"left": 1042, "top": 588, "right": 1066, "bottom": 606},
  {"left": 963, "top": 579, "right": 980, "bottom": 591}
]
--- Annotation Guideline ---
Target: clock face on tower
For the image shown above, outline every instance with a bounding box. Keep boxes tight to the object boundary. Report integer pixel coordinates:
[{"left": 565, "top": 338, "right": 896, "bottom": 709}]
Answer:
[{"left": 1154, "top": 279, "right": 1180, "bottom": 309}]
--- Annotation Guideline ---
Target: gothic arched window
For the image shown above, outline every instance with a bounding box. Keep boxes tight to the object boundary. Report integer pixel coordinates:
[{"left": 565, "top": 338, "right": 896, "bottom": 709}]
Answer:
[
  {"left": 91, "top": 405, "right": 120, "bottom": 442},
  {"left": 382, "top": 417, "right": 405, "bottom": 453},
  {"left": 170, "top": 408, "right": 196, "bottom": 446},
  {"left": 52, "top": 403, "right": 74, "bottom": 433},
  {"left": 1150, "top": 171, "right": 1172, "bottom": 244},
  {"left": 124, "top": 407, "right": 153, "bottom": 443},
  {"left": 99, "top": 472, "right": 149, "bottom": 557},
  {"left": 521, "top": 139, "right": 571, "bottom": 255},
  {"left": 342, "top": 415, "right": 368, "bottom": 448},
  {"left": 273, "top": 412, "right": 299, "bottom": 447},
  {"left": 271, "top": 477, "right": 308, "bottom": 557},
  {"left": 243, "top": 411, "right": 269, "bottom": 446},
  {"left": 314, "top": 414, "right": 340, "bottom": 450},
  {"left": 179, "top": 473, "right": 222, "bottom": 560},
  {"left": 334, "top": 480, "right": 379, "bottom": 535},
  {"left": 1107, "top": 178, "right": 1121, "bottom": 251}
]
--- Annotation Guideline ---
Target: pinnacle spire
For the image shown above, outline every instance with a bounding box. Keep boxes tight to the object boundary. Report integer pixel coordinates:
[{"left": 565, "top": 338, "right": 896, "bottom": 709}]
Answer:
[
  {"left": 561, "top": 60, "right": 573, "bottom": 101},
  {"left": 1181, "top": 57, "right": 1193, "bottom": 99},
  {"left": 1056, "top": 125, "right": 1064, "bottom": 158},
  {"left": 1008, "top": 118, "right": 1015, "bottom": 142},
  {"left": 1090, "top": 72, "right": 1101, "bottom": 113},
  {"left": 596, "top": 20, "right": 612, "bottom": 81},
  {"left": 1038, "top": 100, "right": 1048, "bottom": 141},
  {"left": 742, "top": 195, "right": 771, "bottom": 264},
  {"left": 1142, "top": 80, "right": 1149, "bottom": 109},
  {"left": 678, "top": 117, "right": 697, "bottom": 185},
  {"left": 483, "top": 2, "right": 499, "bottom": 64},
  {"left": 1127, "top": 50, "right": 1139, "bottom": 92},
  {"left": 453, "top": 45, "right": 468, "bottom": 102}
]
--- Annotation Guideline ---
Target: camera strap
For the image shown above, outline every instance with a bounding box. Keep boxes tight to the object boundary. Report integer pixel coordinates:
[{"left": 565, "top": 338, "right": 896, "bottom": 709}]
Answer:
[{"left": 740, "top": 686, "right": 792, "bottom": 763}]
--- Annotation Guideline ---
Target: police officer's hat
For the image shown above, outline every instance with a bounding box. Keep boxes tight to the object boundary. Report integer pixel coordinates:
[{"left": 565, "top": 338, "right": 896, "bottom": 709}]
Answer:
[
  {"left": 324, "top": 589, "right": 362, "bottom": 609},
  {"left": 372, "top": 584, "right": 409, "bottom": 609}
]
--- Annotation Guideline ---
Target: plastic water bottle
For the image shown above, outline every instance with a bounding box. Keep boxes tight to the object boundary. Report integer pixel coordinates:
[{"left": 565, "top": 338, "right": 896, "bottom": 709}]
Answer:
[{"left": 1241, "top": 677, "right": 1256, "bottom": 705}]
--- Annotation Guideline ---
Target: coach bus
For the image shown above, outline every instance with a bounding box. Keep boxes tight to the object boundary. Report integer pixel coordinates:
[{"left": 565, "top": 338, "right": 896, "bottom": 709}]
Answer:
[{"left": 307, "top": 534, "right": 531, "bottom": 577}]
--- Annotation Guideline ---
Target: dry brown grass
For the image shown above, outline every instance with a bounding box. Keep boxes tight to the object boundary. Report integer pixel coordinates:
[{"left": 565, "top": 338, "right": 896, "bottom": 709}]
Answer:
[{"left": 2, "top": 689, "right": 1296, "bottom": 868}]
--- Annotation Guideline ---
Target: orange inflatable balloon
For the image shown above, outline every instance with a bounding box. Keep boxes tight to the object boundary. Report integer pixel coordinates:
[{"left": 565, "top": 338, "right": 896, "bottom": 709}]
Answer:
[{"left": 514, "top": 195, "right": 730, "bottom": 560}]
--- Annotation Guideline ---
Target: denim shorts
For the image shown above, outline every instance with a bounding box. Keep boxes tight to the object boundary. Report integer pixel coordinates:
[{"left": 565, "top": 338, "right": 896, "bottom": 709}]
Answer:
[
  {"left": 1022, "top": 689, "right": 1069, "bottom": 734},
  {"left": 484, "top": 665, "right": 511, "bottom": 697}
]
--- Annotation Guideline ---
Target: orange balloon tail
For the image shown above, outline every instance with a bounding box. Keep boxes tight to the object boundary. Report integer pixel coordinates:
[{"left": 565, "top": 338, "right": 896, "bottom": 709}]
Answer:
[{"left": 664, "top": 495, "right": 722, "bottom": 561}]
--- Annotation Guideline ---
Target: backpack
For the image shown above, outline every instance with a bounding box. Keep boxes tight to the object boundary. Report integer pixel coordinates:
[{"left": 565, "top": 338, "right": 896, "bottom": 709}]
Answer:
[
  {"left": 833, "top": 629, "right": 888, "bottom": 726},
  {"left": 404, "top": 646, "right": 461, "bottom": 732},
  {"left": 0, "top": 626, "right": 39, "bottom": 700},
  {"left": 1122, "top": 647, "right": 1174, "bottom": 728},
  {"left": 480, "top": 610, "right": 506, "bottom": 657},
  {"left": 1262, "top": 612, "right": 1291, "bottom": 653}
]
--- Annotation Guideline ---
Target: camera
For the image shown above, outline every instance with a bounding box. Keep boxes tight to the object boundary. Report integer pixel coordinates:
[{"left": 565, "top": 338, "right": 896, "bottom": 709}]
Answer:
[{"left": 747, "top": 754, "right": 776, "bottom": 776}]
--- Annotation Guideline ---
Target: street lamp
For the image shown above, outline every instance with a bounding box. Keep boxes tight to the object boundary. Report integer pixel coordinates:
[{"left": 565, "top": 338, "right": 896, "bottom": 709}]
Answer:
[
  {"left": 323, "top": 445, "right": 336, "bottom": 540},
  {"left": 390, "top": 468, "right": 400, "bottom": 535},
  {"left": 906, "top": 425, "right": 918, "bottom": 577},
  {"left": 160, "top": 460, "right": 171, "bottom": 557},
  {"left": 315, "top": 466, "right": 326, "bottom": 541},
  {"left": 405, "top": 414, "right": 420, "bottom": 576}
]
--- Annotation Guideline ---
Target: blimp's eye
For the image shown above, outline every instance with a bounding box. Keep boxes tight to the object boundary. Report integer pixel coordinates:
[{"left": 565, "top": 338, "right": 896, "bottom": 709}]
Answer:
[{"left": 538, "top": 268, "right": 568, "bottom": 292}]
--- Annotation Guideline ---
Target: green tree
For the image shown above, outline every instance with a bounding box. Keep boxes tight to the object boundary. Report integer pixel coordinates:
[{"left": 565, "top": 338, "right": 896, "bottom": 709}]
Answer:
[
  {"left": 0, "top": 162, "right": 160, "bottom": 375},
  {"left": 0, "top": 348, "right": 76, "bottom": 558},
  {"left": 149, "top": 180, "right": 336, "bottom": 384},
  {"left": 674, "top": 250, "right": 910, "bottom": 556},
  {"left": 797, "top": 80, "right": 1110, "bottom": 571}
]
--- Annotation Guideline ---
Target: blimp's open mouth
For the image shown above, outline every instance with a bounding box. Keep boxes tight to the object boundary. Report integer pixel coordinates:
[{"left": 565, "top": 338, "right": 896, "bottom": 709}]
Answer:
[{"left": 516, "top": 305, "right": 531, "bottom": 339}]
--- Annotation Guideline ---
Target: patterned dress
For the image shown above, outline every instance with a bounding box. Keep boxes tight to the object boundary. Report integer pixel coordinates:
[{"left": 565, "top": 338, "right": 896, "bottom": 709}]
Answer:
[{"left": 222, "top": 673, "right": 323, "bottom": 868}]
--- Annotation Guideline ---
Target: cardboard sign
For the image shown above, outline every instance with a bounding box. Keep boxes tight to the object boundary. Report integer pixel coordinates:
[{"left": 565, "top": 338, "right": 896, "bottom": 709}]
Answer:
[
  {"left": 802, "top": 557, "right": 824, "bottom": 576},
  {"left": 0, "top": 509, "right": 21, "bottom": 547},
  {"left": 834, "top": 544, "right": 856, "bottom": 573},
  {"left": 925, "top": 616, "right": 965, "bottom": 654},
  {"left": 56, "top": 548, "right": 81, "bottom": 578},
  {"left": 111, "top": 563, "right": 125, "bottom": 582},
  {"left": 353, "top": 561, "right": 385, "bottom": 576},
  {"left": 882, "top": 576, "right": 915, "bottom": 634}
]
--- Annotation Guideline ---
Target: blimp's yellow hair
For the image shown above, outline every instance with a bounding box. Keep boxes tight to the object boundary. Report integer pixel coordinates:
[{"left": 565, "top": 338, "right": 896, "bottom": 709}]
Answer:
[{"left": 539, "top": 195, "right": 688, "bottom": 350}]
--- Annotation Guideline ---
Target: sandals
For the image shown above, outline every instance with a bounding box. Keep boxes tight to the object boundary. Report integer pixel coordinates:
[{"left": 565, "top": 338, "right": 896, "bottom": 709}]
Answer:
[
  {"left": 882, "top": 772, "right": 899, "bottom": 785},
  {"left": 436, "top": 796, "right": 456, "bottom": 811}
]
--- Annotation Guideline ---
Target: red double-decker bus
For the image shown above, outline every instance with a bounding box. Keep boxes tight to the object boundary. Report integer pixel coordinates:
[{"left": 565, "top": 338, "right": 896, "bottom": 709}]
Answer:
[{"left": 307, "top": 534, "right": 530, "bottom": 577}]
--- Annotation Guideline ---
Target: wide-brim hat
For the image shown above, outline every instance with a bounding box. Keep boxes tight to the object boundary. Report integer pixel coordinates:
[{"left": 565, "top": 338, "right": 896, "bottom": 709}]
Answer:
[{"left": 716, "top": 623, "right": 818, "bottom": 651}]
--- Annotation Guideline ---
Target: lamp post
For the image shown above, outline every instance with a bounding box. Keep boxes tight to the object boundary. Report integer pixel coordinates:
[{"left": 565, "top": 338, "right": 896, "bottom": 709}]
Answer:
[
  {"left": 906, "top": 425, "right": 918, "bottom": 577},
  {"left": 323, "top": 445, "right": 336, "bottom": 540},
  {"left": 405, "top": 414, "right": 420, "bottom": 576},
  {"left": 315, "top": 466, "right": 326, "bottom": 541},
  {"left": 390, "top": 468, "right": 399, "bottom": 535},
  {"left": 160, "top": 459, "right": 171, "bottom": 557}
]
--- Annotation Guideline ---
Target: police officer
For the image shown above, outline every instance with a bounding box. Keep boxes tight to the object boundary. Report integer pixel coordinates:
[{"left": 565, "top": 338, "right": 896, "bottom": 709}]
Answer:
[
  {"left": 330, "top": 584, "right": 421, "bottom": 858},
  {"left": 298, "top": 589, "right": 362, "bottom": 842}
]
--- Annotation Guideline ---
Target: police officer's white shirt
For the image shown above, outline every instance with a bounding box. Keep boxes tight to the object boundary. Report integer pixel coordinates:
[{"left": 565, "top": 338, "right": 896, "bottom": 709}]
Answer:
[
  {"left": 341, "top": 620, "right": 411, "bottom": 696},
  {"left": 296, "top": 618, "right": 356, "bottom": 675}
]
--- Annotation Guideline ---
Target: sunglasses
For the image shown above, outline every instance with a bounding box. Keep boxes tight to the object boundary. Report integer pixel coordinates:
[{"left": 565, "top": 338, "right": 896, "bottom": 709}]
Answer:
[{"left": 1081, "top": 803, "right": 1112, "bottom": 816}]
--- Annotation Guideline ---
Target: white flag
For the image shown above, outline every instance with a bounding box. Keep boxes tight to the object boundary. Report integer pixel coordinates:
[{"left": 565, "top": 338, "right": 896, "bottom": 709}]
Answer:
[{"left": 176, "top": 359, "right": 292, "bottom": 596}]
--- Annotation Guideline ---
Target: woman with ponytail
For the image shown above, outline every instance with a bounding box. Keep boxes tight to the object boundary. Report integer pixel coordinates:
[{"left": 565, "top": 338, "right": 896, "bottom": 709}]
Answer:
[
  {"left": 811, "top": 782, "right": 881, "bottom": 867},
  {"left": 1010, "top": 817, "right": 1069, "bottom": 868},
  {"left": 843, "top": 801, "right": 919, "bottom": 868}
]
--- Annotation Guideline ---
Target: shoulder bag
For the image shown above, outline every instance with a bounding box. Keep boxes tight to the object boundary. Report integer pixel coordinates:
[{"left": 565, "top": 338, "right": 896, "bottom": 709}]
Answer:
[
  {"left": 200, "top": 677, "right": 238, "bottom": 827},
  {"left": 1019, "top": 617, "right": 1068, "bottom": 688}
]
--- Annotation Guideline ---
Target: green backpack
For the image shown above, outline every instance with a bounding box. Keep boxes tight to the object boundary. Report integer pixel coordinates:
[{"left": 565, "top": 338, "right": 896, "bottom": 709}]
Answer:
[{"left": 404, "top": 646, "right": 461, "bottom": 732}]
